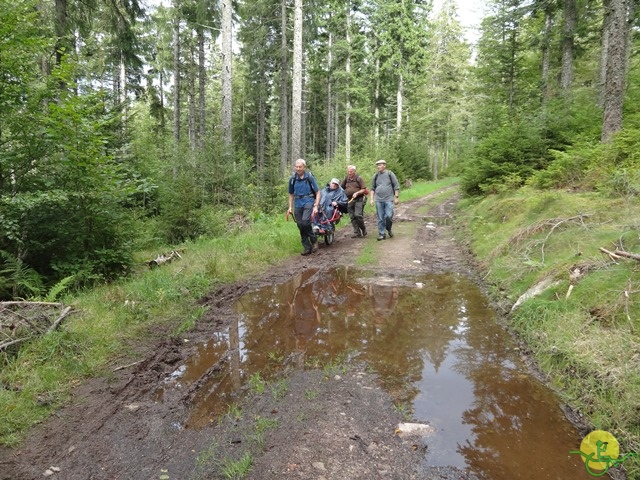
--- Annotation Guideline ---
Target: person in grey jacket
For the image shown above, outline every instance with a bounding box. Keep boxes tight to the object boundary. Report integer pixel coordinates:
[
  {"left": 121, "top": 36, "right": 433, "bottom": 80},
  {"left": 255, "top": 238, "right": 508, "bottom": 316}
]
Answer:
[{"left": 369, "top": 159, "right": 400, "bottom": 240}]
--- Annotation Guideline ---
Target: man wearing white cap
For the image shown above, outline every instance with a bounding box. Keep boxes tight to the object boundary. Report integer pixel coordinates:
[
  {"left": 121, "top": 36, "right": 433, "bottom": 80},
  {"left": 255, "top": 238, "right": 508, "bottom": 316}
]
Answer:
[{"left": 369, "top": 159, "right": 400, "bottom": 240}]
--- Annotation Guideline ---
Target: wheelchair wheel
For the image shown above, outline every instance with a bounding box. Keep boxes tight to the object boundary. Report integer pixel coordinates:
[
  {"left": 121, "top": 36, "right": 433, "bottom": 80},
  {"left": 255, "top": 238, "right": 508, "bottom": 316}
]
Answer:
[{"left": 325, "top": 231, "right": 334, "bottom": 245}]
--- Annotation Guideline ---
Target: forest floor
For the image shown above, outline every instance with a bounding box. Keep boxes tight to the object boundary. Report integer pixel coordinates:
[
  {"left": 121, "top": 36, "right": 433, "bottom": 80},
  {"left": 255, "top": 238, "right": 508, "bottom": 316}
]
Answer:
[{"left": 0, "top": 188, "right": 585, "bottom": 480}]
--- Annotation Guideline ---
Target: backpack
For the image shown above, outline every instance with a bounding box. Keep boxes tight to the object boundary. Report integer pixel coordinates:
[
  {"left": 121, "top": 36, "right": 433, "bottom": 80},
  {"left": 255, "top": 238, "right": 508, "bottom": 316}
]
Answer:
[
  {"left": 343, "top": 175, "right": 369, "bottom": 196},
  {"left": 371, "top": 172, "right": 396, "bottom": 192},
  {"left": 290, "top": 172, "right": 317, "bottom": 196}
]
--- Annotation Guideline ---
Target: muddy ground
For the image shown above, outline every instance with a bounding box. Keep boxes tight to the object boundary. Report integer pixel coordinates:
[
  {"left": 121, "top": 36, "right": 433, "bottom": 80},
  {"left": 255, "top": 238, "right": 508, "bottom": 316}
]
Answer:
[{"left": 0, "top": 190, "right": 587, "bottom": 480}]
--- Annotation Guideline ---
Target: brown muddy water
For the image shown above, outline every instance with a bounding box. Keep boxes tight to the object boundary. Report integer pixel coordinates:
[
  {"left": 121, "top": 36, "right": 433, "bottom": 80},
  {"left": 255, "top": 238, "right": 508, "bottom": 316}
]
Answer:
[{"left": 159, "top": 267, "right": 604, "bottom": 479}]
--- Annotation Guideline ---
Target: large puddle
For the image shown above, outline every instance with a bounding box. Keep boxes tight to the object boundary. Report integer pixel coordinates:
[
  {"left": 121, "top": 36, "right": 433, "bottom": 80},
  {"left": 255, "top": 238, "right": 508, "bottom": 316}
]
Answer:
[{"left": 160, "top": 267, "right": 600, "bottom": 478}]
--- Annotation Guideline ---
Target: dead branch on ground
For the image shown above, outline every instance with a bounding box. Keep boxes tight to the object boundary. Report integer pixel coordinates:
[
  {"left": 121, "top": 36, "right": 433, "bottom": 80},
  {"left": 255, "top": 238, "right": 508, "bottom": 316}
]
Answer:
[
  {"left": 539, "top": 215, "right": 591, "bottom": 263},
  {"left": 599, "top": 247, "right": 640, "bottom": 262},
  {"left": 490, "top": 213, "right": 592, "bottom": 260},
  {"left": 614, "top": 250, "right": 640, "bottom": 261},
  {"left": 148, "top": 250, "right": 183, "bottom": 268},
  {"left": 0, "top": 302, "right": 74, "bottom": 353},
  {"left": 113, "top": 360, "right": 143, "bottom": 372},
  {"left": 47, "top": 306, "right": 73, "bottom": 333},
  {"left": 510, "top": 214, "right": 591, "bottom": 247}
]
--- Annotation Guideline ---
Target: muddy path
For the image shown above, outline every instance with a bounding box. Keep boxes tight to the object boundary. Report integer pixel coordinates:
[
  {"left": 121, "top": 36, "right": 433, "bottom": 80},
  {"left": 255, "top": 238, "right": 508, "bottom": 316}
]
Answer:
[{"left": 0, "top": 189, "right": 583, "bottom": 480}]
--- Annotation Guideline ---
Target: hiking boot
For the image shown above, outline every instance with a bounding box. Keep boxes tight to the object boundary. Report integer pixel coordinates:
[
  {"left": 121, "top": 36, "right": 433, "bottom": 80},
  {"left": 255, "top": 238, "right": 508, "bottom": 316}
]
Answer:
[
  {"left": 388, "top": 229, "right": 394, "bottom": 238},
  {"left": 351, "top": 233, "right": 362, "bottom": 238},
  {"left": 377, "top": 235, "right": 386, "bottom": 241},
  {"left": 301, "top": 250, "right": 312, "bottom": 256},
  {"left": 311, "top": 241, "right": 318, "bottom": 253},
  {"left": 361, "top": 227, "right": 367, "bottom": 237}
]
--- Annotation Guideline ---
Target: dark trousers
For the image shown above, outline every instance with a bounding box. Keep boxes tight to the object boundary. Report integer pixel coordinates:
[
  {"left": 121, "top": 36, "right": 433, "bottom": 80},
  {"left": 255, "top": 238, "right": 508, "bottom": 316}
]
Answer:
[
  {"left": 295, "top": 203, "right": 317, "bottom": 252},
  {"left": 347, "top": 198, "right": 366, "bottom": 235}
]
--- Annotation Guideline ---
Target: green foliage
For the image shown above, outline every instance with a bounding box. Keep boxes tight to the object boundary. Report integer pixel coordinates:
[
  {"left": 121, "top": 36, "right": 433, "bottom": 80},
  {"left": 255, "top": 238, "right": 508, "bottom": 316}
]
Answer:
[
  {"left": 529, "top": 144, "right": 599, "bottom": 190},
  {"left": 530, "top": 120, "right": 640, "bottom": 196},
  {"left": 0, "top": 251, "right": 44, "bottom": 301},
  {"left": 248, "top": 372, "right": 266, "bottom": 395},
  {"left": 269, "top": 379, "right": 288, "bottom": 400},
  {"left": 460, "top": 121, "right": 551, "bottom": 196},
  {"left": 221, "top": 452, "right": 253, "bottom": 479},
  {"left": 395, "top": 138, "right": 431, "bottom": 181}
]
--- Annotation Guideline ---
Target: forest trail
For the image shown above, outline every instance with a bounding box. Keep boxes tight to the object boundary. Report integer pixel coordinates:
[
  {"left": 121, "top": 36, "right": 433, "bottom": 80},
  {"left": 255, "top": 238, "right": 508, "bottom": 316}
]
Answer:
[{"left": 0, "top": 188, "right": 510, "bottom": 480}]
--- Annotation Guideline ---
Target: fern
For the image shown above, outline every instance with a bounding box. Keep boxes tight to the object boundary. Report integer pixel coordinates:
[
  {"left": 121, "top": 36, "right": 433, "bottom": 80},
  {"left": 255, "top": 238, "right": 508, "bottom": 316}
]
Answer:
[
  {"left": 43, "top": 275, "right": 75, "bottom": 302},
  {"left": 0, "top": 250, "right": 44, "bottom": 300}
]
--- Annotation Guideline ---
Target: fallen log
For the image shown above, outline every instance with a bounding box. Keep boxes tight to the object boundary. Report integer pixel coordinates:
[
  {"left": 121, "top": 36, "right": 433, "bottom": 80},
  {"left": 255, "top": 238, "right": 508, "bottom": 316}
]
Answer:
[
  {"left": 599, "top": 247, "right": 640, "bottom": 262},
  {"left": 148, "top": 250, "right": 182, "bottom": 268},
  {"left": 614, "top": 249, "right": 640, "bottom": 261},
  {"left": 1, "top": 301, "right": 63, "bottom": 307}
]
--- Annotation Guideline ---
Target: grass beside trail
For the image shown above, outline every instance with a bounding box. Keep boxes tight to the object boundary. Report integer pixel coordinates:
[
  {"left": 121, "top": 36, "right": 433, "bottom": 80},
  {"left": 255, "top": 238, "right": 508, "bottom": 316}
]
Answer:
[
  {"left": 0, "top": 179, "right": 457, "bottom": 447},
  {"left": 457, "top": 186, "right": 640, "bottom": 478}
]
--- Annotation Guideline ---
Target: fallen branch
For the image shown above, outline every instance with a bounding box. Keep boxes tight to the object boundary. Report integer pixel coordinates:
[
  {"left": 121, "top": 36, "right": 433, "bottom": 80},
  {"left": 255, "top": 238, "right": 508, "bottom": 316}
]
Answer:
[
  {"left": 113, "top": 360, "right": 143, "bottom": 372},
  {"left": 46, "top": 306, "right": 73, "bottom": 334},
  {"left": 540, "top": 214, "right": 591, "bottom": 263},
  {"left": 0, "top": 337, "right": 30, "bottom": 352},
  {"left": 614, "top": 249, "right": 640, "bottom": 262},
  {"left": 493, "top": 213, "right": 591, "bottom": 261},
  {"left": 148, "top": 250, "right": 182, "bottom": 268},
  {"left": 599, "top": 247, "right": 622, "bottom": 261},
  {"left": 1, "top": 307, "right": 39, "bottom": 330},
  {"left": 1, "top": 301, "right": 63, "bottom": 307}
]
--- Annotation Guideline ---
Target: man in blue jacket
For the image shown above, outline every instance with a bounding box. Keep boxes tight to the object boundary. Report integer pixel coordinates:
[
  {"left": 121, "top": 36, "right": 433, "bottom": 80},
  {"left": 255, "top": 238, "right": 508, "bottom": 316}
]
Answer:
[{"left": 288, "top": 159, "right": 321, "bottom": 255}]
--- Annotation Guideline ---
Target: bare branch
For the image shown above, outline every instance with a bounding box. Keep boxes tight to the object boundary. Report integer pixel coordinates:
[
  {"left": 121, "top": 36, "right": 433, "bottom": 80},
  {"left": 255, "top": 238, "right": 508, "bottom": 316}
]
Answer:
[
  {"left": 0, "top": 337, "right": 30, "bottom": 352},
  {"left": 46, "top": 306, "right": 73, "bottom": 334}
]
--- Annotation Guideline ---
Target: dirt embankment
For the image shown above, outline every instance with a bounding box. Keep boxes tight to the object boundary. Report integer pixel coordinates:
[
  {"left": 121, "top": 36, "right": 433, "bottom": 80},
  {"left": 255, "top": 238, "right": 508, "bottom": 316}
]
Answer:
[{"left": 0, "top": 190, "right": 499, "bottom": 480}]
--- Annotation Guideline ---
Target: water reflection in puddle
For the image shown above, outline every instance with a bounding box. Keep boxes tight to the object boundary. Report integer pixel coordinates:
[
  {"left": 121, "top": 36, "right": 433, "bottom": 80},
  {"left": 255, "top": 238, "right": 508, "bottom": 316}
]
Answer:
[{"left": 160, "top": 267, "right": 598, "bottom": 478}]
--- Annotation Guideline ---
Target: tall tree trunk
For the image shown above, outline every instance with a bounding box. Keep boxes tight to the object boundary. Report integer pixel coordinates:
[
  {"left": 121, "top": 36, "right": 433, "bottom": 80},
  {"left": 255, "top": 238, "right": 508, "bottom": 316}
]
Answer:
[
  {"left": 159, "top": 70, "right": 166, "bottom": 132},
  {"left": 188, "top": 44, "right": 197, "bottom": 151},
  {"left": 280, "top": 0, "right": 289, "bottom": 176},
  {"left": 197, "top": 27, "right": 206, "bottom": 150},
  {"left": 541, "top": 5, "right": 553, "bottom": 103},
  {"left": 375, "top": 56, "right": 380, "bottom": 145},
  {"left": 345, "top": 13, "right": 351, "bottom": 164},
  {"left": 54, "top": 0, "right": 70, "bottom": 92},
  {"left": 432, "top": 143, "right": 438, "bottom": 181},
  {"left": 444, "top": 130, "right": 449, "bottom": 171},
  {"left": 120, "top": 53, "right": 127, "bottom": 106},
  {"left": 221, "top": 0, "right": 233, "bottom": 157},
  {"left": 326, "top": 32, "right": 333, "bottom": 161},
  {"left": 508, "top": 27, "right": 517, "bottom": 114},
  {"left": 256, "top": 90, "right": 266, "bottom": 181},
  {"left": 112, "top": 65, "right": 119, "bottom": 105},
  {"left": 601, "top": 0, "right": 629, "bottom": 142},
  {"left": 291, "top": 0, "right": 303, "bottom": 165},
  {"left": 172, "top": 0, "right": 181, "bottom": 146},
  {"left": 301, "top": 69, "right": 307, "bottom": 159},
  {"left": 560, "top": 0, "right": 576, "bottom": 90},
  {"left": 334, "top": 97, "right": 339, "bottom": 156},
  {"left": 396, "top": 73, "right": 403, "bottom": 135},
  {"left": 54, "top": 0, "right": 68, "bottom": 67}
]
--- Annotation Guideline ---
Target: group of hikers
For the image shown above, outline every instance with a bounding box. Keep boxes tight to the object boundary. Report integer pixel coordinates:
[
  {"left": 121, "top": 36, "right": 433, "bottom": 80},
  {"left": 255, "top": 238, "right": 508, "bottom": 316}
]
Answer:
[{"left": 287, "top": 158, "right": 401, "bottom": 256}]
